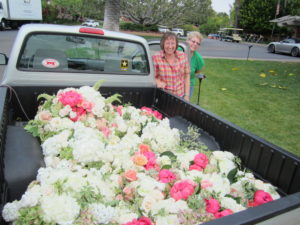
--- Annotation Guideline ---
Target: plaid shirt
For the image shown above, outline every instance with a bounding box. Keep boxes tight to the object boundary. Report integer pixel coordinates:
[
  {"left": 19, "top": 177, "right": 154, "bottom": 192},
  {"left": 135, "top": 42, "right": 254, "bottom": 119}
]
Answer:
[{"left": 152, "top": 50, "right": 190, "bottom": 97}]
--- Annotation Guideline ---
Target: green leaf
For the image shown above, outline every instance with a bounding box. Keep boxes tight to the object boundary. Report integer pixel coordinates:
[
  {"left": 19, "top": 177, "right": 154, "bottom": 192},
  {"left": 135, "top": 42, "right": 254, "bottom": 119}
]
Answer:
[
  {"left": 227, "top": 167, "right": 238, "bottom": 184},
  {"left": 160, "top": 151, "right": 177, "bottom": 162},
  {"left": 105, "top": 93, "right": 122, "bottom": 104},
  {"left": 37, "top": 93, "right": 54, "bottom": 102},
  {"left": 93, "top": 80, "right": 105, "bottom": 91},
  {"left": 161, "top": 164, "right": 172, "bottom": 170}
]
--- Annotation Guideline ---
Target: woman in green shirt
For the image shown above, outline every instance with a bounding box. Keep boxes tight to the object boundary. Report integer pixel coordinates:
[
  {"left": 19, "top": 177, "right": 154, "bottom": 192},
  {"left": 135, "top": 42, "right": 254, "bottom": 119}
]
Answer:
[{"left": 186, "top": 31, "right": 205, "bottom": 100}]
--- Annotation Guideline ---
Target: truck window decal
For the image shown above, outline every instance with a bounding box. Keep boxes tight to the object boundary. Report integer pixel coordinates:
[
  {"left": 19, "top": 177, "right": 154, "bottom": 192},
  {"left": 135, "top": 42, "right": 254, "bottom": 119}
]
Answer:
[
  {"left": 41, "top": 58, "right": 60, "bottom": 68},
  {"left": 120, "top": 59, "right": 128, "bottom": 71}
]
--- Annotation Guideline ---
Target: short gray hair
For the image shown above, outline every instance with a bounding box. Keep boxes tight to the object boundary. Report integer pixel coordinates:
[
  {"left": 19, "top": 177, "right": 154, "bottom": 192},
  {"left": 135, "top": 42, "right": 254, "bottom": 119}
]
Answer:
[{"left": 187, "top": 31, "right": 203, "bottom": 42}]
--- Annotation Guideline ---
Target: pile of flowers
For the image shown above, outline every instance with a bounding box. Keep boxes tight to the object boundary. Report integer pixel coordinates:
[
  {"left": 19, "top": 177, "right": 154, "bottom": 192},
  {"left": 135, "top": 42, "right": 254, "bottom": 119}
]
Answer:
[{"left": 2, "top": 81, "right": 280, "bottom": 225}]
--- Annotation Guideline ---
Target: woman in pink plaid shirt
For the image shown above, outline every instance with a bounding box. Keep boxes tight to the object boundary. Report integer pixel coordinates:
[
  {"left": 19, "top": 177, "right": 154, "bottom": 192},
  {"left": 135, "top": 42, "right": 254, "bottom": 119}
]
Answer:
[{"left": 152, "top": 32, "right": 190, "bottom": 101}]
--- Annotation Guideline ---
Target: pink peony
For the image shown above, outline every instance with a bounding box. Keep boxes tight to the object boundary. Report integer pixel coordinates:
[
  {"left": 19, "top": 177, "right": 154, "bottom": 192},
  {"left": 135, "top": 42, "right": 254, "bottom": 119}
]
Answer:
[
  {"left": 205, "top": 198, "right": 220, "bottom": 214},
  {"left": 194, "top": 153, "right": 209, "bottom": 169},
  {"left": 249, "top": 190, "right": 273, "bottom": 207},
  {"left": 114, "top": 105, "right": 123, "bottom": 116},
  {"left": 70, "top": 106, "right": 86, "bottom": 122},
  {"left": 170, "top": 180, "right": 196, "bottom": 201},
  {"left": 141, "top": 106, "right": 163, "bottom": 120},
  {"left": 189, "top": 164, "right": 204, "bottom": 171},
  {"left": 214, "top": 209, "right": 233, "bottom": 218},
  {"left": 59, "top": 90, "right": 83, "bottom": 107},
  {"left": 122, "top": 216, "right": 153, "bottom": 225},
  {"left": 143, "top": 151, "right": 157, "bottom": 170},
  {"left": 158, "top": 169, "right": 176, "bottom": 183}
]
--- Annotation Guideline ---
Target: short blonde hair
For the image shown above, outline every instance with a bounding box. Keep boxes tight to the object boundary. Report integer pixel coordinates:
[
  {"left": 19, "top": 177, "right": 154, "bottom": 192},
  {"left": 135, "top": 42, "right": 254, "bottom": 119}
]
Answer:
[{"left": 187, "top": 31, "right": 203, "bottom": 43}]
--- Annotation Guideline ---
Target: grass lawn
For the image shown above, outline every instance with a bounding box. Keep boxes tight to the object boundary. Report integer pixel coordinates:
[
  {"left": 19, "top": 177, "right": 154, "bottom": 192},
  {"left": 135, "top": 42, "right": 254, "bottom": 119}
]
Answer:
[{"left": 191, "top": 59, "right": 300, "bottom": 156}]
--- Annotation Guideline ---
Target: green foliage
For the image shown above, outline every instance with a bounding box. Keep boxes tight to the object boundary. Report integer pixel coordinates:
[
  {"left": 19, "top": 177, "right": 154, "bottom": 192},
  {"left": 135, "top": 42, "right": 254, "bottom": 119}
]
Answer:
[
  {"left": 200, "top": 13, "right": 230, "bottom": 34},
  {"left": 239, "top": 0, "right": 276, "bottom": 34},
  {"left": 76, "top": 185, "right": 104, "bottom": 208},
  {"left": 120, "top": 22, "right": 158, "bottom": 32},
  {"left": 16, "top": 206, "right": 55, "bottom": 225},
  {"left": 59, "top": 146, "right": 74, "bottom": 160}
]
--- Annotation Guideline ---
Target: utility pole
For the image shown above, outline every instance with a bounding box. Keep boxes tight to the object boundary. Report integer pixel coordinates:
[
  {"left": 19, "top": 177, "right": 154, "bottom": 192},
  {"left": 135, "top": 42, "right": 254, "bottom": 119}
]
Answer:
[
  {"left": 271, "top": 0, "right": 281, "bottom": 40},
  {"left": 235, "top": 0, "right": 240, "bottom": 28}
]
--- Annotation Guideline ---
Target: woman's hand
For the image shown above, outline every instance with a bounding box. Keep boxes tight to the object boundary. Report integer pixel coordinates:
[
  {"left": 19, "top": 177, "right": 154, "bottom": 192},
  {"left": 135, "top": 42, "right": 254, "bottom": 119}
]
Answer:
[
  {"left": 184, "top": 95, "right": 189, "bottom": 102},
  {"left": 156, "top": 79, "right": 166, "bottom": 89}
]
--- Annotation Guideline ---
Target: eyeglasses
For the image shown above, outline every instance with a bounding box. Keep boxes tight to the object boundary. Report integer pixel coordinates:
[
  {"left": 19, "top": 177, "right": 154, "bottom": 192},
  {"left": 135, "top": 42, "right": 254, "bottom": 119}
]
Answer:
[{"left": 190, "top": 40, "right": 201, "bottom": 46}]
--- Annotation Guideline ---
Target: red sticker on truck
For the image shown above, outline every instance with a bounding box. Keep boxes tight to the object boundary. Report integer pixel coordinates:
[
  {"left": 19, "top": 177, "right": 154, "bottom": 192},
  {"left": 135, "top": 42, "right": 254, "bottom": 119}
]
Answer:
[{"left": 42, "top": 58, "right": 60, "bottom": 68}]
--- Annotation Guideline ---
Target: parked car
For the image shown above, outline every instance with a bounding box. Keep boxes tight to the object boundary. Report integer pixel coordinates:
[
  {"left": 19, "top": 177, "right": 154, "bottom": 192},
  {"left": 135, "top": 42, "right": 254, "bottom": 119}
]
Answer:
[
  {"left": 171, "top": 28, "right": 184, "bottom": 37},
  {"left": 208, "top": 33, "right": 220, "bottom": 40},
  {"left": 267, "top": 38, "right": 300, "bottom": 57},
  {"left": 81, "top": 19, "right": 99, "bottom": 27},
  {"left": 158, "top": 26, "right": 170, "bottom": 33}
]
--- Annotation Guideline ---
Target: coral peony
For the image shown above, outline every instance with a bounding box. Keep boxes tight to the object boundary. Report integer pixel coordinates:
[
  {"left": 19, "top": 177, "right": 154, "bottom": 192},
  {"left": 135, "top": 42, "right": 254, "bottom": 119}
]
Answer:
[
  {"left": 124, "top": 170, "right": 137, "bottom": 182},
  {"left": 249, "top": 190, "right": 273, "bottom": 207}
]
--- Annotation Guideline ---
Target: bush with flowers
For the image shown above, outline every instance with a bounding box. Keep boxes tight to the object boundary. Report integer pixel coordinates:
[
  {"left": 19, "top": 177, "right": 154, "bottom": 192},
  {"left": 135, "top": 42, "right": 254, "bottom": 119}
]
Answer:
[{"left": 2, "top": 81, "right": 280, "bottom": 225}]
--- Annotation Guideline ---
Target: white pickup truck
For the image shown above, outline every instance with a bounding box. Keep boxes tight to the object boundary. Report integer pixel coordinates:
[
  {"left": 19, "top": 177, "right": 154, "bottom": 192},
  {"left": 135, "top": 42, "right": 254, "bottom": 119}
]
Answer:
[{"left": 0, "top": 24, "right": 299, "bottom": 225}]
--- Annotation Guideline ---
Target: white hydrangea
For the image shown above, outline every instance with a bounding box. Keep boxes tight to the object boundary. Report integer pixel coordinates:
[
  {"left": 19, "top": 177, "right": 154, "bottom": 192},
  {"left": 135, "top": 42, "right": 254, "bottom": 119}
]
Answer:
[
  {"left": 220, "top": 196, "right": 246, "bottom": 213},
  {"left": 113, "top": 205, "right": 138, "bottom": 224},
  {"left": 19, "top": 184, "right": 42, "bottom": 208},
  {"left": 44, "top": 117, "right": 74, "bottom": 132},
  {"left": 59, "top": 105, "right": 72, "bottom": 117},
  {"left": 42, "top": 129, "right": 71, "bottom": 157},
  {"left": 70, "top": 123, "right": 107, "bottom": 163},
  {"left": 210, "top": 151, "right": 236, "bottom": 176},
  {"left": 2, "top": 201, "right": 21, "bottom": 222},
  {"left": 41, "top": 194, "right": 80, "bottom": 225},
  {"left": 141, "top": 119, "right": 180, "bottom": 153},
  {"left": 89, "top": 203, "right": 115, "bottom": 224},
  {"left": 156, "top": 215, "right": 181, "bottom": 225}
]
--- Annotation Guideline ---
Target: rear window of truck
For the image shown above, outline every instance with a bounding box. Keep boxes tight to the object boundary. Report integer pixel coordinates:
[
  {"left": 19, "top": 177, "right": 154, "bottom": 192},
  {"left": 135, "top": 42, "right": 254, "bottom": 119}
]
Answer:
[{"left": 17, "top": 33, "right": 149, "bottom": 75}]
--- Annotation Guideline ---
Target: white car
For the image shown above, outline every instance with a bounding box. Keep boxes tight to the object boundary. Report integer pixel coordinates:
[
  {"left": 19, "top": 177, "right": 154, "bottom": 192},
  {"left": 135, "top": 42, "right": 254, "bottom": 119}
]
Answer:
[
  {"left": 171, "top": 28, "right": 184, "bottom": 37},
  {"left": 81, "top": 19, "right": 99, "bottom": 27},
  {"left": 267, "top": 38, "right": 300, "bottom": 57},
  {"left": 158, "top": 27, "right": 170, "bottom": 33}
]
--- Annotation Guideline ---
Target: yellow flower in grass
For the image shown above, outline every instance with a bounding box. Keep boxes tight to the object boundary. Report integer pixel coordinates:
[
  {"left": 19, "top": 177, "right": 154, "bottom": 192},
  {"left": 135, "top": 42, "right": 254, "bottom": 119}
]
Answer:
[
  {"left": 288, "top": 73, "right": 295, "bottom": 76},
  {"left": 221, "top": 88, "right": 227, "bottom": 91},
  {"left": 259, "top": 73, "right": 266, "bottom": 78},
  {"left": 269, "top": 70, "right": 277, "bottom": 75},
  {"left": 232, "top": 67, "right": 239, "bottom": 71}
]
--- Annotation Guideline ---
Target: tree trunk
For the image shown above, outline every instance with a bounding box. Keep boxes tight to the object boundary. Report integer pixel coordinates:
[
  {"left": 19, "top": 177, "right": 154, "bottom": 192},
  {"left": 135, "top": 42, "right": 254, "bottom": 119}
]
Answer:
[{"left": 103, "top": 0, "right": 120, "bottom": 31}]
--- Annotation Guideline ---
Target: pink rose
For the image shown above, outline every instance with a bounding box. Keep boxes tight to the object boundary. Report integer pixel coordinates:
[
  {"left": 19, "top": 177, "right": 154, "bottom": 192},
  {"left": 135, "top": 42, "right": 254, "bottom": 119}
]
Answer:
[
  {"left": 201, "top": 180, "right": 213, "bottom": 189},
  {"left": 249, "top": 190, "right": 273, "bottom": 207},
  {"left": 214, "top": 209, "right": 233, "bottom": 218},
  {"left": 59, "top": 90, "right": 82, "bottom": 107},
  {"left": 170, "top": 180, "right": 195, "bottom": 201},
  {"left": 141, "top": 106, "right": 163, "bottom": 120},
  {"left": 194, "top": 153, "right": 209, "bottom": 169},
  {"left": 152, "top": 110, "right": 163, "bottom": 120},
  {"left": 114, "top": 105, "right": 123, "bottom": 116},
  {"left": 124, "top": 170, "right": 137, "bottom": 182},
  {"left": 81, "top": 100, "right": 93, "bottom": 112},
  {"left": 101, "top": 126, "right": 111, "bottom": 138},
  {"left": 205, "top": 198, "right": 220, "bottom": 214},
  {"left": 159, "top": 169, "right": 176, "bottom": 183},
  {"left": 189, "top": 164, "right": 204, "bottom": 171}
]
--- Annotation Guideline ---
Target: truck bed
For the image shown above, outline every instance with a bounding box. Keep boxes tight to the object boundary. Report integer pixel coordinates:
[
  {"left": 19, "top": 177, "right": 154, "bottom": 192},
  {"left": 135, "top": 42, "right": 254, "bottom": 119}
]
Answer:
[{"left": 0, "top": 85, "right": 300, "bottom": 224}]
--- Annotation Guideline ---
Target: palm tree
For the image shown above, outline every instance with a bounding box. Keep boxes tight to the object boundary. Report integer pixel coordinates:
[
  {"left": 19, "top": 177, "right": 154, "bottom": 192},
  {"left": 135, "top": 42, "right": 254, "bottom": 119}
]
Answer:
[{"left": 103, "top": 0, "right": 120, "bottom": 31}]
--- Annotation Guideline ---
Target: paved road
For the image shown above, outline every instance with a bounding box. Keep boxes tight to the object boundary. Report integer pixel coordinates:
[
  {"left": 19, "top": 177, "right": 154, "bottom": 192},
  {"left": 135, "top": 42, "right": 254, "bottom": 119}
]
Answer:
[
  {"left": 1, "top": 30, "right": 299, "bottom": 81},
  {"left": 200, "top": 38, "right": 300, "bottom": 62}
]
